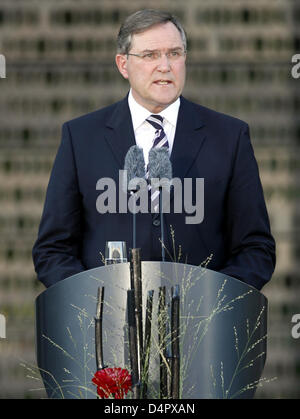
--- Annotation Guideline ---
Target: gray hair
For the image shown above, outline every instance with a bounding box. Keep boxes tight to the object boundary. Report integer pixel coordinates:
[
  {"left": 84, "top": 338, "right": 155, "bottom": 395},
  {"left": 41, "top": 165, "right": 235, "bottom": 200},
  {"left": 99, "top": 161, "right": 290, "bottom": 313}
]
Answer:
[{"left": 117, "top": 9, "right": 187, "bottom": 54}]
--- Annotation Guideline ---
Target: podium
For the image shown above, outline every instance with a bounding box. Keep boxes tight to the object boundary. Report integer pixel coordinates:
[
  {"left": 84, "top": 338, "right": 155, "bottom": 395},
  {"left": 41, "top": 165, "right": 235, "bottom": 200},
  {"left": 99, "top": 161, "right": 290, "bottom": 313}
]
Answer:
[{"left": 35, "top": 262, "right": 267, "bottom": 399}]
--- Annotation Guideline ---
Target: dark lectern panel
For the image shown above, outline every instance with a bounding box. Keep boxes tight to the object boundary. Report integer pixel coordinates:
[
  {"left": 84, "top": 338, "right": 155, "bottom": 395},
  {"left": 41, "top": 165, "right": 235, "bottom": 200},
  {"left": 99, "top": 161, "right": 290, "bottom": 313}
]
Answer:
[{"left": 36, "top": 262, "right": 267, "bottom": 399}]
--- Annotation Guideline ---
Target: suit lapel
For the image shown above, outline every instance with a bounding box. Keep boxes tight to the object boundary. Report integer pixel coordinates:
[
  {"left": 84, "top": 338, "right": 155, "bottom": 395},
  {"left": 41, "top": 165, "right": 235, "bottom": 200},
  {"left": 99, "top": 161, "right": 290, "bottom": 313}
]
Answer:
[
  {"left": 171, "top": 97, "right": 206, "bottom": 180},
  {"left": 104, "top": 96, "right": 136, "bottom": 169}
]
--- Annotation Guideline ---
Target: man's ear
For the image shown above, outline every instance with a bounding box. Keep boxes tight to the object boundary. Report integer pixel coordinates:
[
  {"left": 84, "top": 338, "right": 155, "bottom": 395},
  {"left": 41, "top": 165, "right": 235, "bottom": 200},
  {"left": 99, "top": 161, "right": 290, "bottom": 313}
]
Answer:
[{"left": 115, "top": 54, "right": 129, "bottom": 79}]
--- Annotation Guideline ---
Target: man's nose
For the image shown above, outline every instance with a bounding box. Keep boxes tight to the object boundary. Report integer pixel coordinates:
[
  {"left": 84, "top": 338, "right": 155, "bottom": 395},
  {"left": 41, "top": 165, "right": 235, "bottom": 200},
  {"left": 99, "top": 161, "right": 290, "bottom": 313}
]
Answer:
[{"left": 157, "top": 53, "right": 171, "bottom": 71}]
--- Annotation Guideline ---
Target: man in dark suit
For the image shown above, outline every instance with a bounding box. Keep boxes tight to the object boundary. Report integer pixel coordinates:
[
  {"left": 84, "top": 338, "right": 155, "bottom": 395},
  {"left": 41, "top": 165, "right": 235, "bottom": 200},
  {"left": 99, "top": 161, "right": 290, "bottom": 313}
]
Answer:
[{"left": 32, "top": 9, "right": 275, "bottom": 290}]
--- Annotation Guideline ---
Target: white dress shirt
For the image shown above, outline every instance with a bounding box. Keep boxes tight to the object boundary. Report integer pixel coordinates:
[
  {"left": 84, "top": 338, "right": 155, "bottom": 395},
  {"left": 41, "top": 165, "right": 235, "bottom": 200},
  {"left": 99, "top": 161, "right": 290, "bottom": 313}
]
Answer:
[{"left": 128, "top": 89, "right": 180, "bottom": 166}]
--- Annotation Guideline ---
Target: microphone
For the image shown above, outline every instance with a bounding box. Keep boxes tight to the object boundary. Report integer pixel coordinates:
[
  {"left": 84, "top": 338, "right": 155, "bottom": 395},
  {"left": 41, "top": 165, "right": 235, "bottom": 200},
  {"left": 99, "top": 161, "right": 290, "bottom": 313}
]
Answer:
[
  {"left": 148, "top": 148, "right": 172, "bottom": 261},
  {"left": 124, "top": 146, "right": 145, "bottom": 249},
  {"left": 124, "top": 145, "right": 145, "bottom": 192},
  {"left": 148, "top": 148, "right": 172, "bottom": 189}
]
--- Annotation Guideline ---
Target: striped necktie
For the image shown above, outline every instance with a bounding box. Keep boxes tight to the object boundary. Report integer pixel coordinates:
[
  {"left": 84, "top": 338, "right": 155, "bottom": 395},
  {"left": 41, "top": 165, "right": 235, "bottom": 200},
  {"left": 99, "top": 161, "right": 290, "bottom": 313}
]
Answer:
[{"left": 146, "top": 115, "right": 169, "bottom": 213}]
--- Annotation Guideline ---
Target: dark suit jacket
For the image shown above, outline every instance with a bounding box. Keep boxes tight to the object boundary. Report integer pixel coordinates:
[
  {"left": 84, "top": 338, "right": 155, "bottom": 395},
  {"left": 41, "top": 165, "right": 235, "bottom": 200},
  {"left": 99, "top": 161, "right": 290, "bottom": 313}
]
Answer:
[{"left": 32, "top": 95, "right": 275, "bottom": 289}]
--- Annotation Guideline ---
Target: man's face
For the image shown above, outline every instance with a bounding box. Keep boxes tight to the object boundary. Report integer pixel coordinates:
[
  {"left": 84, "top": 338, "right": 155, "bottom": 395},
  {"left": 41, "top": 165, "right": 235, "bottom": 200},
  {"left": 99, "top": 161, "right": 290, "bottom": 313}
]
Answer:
[{"left": 116, "top": 22, "right": 186, "bottom": 113}]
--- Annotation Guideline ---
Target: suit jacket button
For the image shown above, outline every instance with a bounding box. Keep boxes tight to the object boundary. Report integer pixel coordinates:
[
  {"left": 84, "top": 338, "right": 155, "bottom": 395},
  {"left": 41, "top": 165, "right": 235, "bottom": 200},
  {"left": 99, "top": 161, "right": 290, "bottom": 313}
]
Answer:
[{"left": 152, "top": 219, "right": 160, "bottom": 227}]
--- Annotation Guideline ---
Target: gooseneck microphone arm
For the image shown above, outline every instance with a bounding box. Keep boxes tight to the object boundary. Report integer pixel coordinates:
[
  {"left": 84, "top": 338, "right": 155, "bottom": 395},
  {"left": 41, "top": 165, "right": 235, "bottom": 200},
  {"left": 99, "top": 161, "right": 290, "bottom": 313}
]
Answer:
[
  {"left": 159, "top": 189, "right": 165, "bottom": 262},
  {"left": 148, "top": 147, "right": 172, "bottom": 263},
  {"left": 132, "top": 191, "right": 137, "bottom": 249}
]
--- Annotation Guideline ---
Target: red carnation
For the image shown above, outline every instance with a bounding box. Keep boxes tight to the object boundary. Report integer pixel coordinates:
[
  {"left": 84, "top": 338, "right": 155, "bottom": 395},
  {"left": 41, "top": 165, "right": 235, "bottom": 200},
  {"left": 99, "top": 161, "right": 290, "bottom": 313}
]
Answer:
[{"left": 92, "top": 367, "right": 132, "bottom": 399}]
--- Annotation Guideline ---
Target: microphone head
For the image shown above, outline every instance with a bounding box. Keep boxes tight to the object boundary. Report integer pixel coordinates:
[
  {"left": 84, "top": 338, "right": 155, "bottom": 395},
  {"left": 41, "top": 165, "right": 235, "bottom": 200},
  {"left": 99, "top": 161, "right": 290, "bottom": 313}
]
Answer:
[
  {"left": 148, "top": 148, "right": 172, "bottom": 188},
  {"left": 124, "top": 145, "right": 145, "bottom": 191}
]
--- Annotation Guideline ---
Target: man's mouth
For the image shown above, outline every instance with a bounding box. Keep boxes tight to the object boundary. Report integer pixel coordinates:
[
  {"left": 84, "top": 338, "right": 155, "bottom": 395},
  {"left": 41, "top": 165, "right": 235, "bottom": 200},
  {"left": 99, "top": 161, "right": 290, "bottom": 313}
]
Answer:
[{"left": 154, "top": 80, "right": 172, "bottom": 85}]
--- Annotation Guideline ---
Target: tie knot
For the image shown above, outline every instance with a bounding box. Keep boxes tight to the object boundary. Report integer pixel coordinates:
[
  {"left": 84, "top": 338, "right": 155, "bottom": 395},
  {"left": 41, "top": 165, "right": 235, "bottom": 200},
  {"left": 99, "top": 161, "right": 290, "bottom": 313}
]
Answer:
[{"left": 146, "top": 114, "right": 164, "bottom": 131}]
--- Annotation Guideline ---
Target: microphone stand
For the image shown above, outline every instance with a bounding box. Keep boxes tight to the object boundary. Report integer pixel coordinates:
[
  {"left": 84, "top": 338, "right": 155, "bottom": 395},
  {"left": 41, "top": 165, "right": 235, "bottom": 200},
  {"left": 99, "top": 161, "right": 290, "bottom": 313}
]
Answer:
[
  {"left": 129, "top": 189, "right": 137, "bottom": 249},
  {"left": 159, "top": 187, "right": 165, "bottom": 262}
]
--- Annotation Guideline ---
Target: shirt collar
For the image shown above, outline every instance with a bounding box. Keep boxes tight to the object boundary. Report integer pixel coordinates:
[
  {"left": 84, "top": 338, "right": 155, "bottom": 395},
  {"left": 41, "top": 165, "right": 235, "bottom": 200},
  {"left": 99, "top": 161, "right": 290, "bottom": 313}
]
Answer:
[{"left": 128, "top": 89, "right": 180, "bottom": 130}]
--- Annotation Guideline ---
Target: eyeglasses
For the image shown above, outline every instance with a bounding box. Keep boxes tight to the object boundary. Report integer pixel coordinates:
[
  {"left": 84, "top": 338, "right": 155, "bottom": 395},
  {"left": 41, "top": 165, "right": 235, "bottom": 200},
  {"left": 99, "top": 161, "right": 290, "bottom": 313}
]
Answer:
[{"left": 127, "top": 49, "right": 186, "bottom": 62}]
